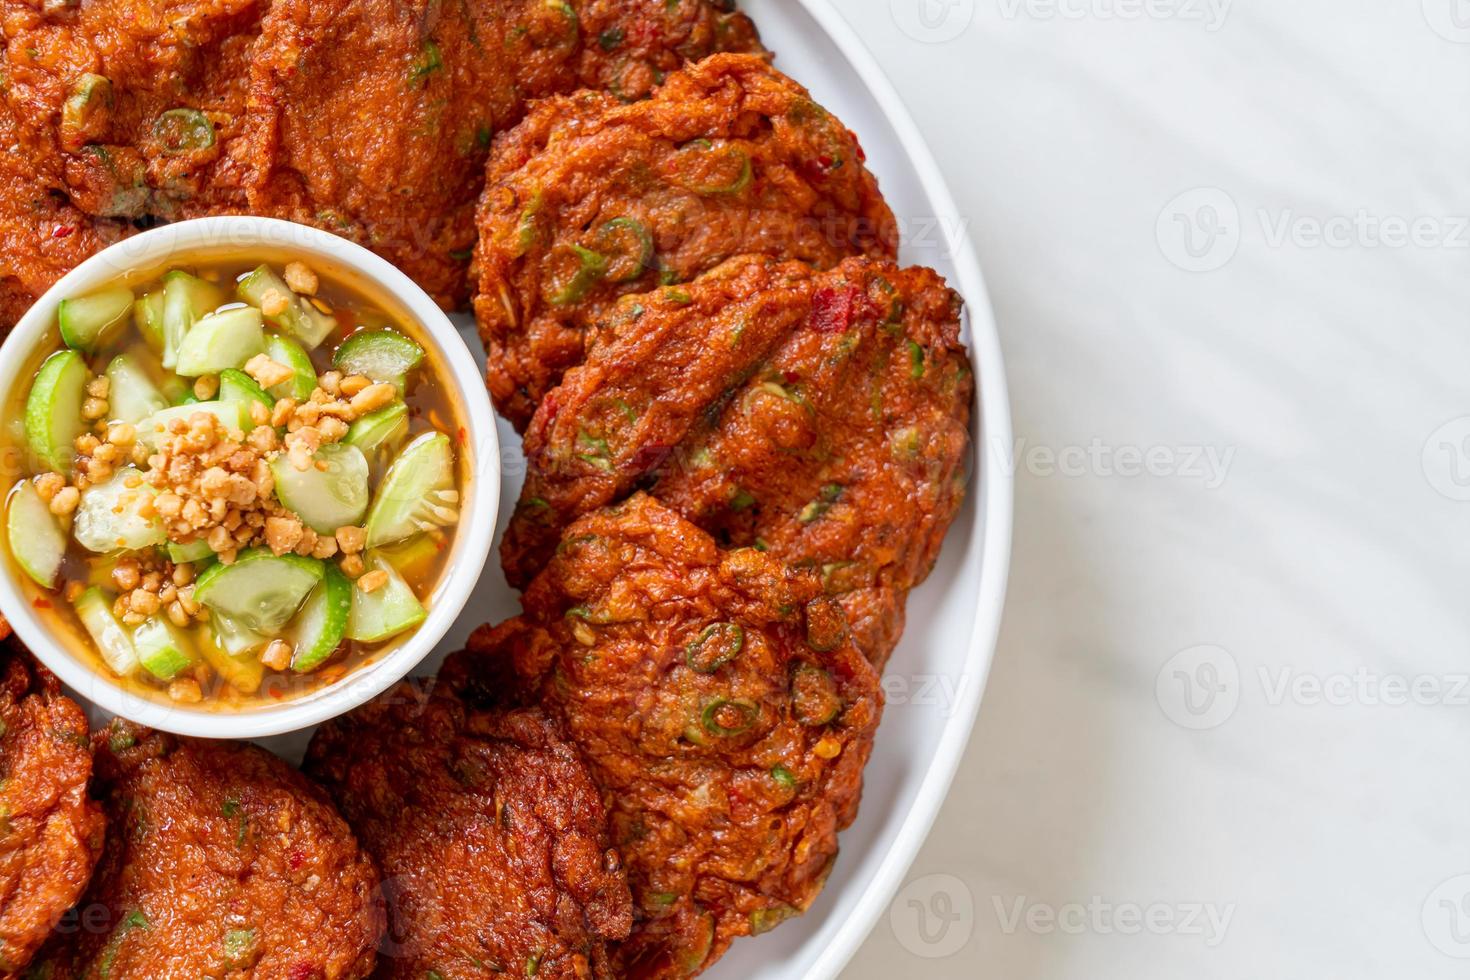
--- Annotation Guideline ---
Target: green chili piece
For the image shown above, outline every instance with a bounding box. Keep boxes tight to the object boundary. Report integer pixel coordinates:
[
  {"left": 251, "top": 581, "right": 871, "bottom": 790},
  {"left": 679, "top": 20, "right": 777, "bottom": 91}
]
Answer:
[
  {"left": 545, "top": 244, "right": 608, "bottom": 305},
  {"left": 700, "top": 697, "right": 759, "bottom": 737},
  {"left": 154, "top": 109, "right": 215, "bottom": 155},
  {"left": 410, "top": 40, "right": 444, "bottom": 85},
  {"left": 685, "top": 622, "right": 744, "bottom": 674},
  {"left": 597, "top": 217, "right": 655, "bottom": 282}
]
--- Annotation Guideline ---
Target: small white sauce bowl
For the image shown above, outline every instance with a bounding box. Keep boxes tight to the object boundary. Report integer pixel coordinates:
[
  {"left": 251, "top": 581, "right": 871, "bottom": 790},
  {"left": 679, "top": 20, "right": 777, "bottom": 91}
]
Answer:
[{"left": 0, "top": 216, "right": 500, "bottom": 739}]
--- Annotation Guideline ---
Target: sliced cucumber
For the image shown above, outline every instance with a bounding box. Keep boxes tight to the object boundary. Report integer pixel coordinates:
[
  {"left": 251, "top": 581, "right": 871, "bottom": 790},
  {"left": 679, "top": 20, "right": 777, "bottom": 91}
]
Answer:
[
  {"left": 291, "top": 563, "right": 351, "bottom": 672},
  {"left": 25, "top": 350, "right": 88, "bottom": 475},
  {"left": 375, "top": 532, "right": 444, "bottom": 582},
  {"left": 166, "top": 538, "right": 215, "bottom": 564},
  {"left": 136, "top": 401, "right": 247, "bottom": 447},
  {"left": 7, "top": 480, "right": 67, "bottom": 588},
  {"left": 73, "top": 468, "right": 165, "bottom": 554},
  {"left": 237, "top": 265, "right": 336, "bottom": 349},
  {"left": 132, "top": 615, "right": 197, "bottom": 680},
  {"left": 59, "top": 286, "right": 133, "bottom": 353},
  {"left": 105, "top": 353, "right": 168, "bottom": 425},
  {"left": 344, "top": 401, "right": 408, "bottom": 459},
  {"left": 347, "top": 554, "right": 425, "bottom": 643},
  {"left": 333, "top": 329, "right": 423, "bottom": 387},
  {"left": 162, "top": 271, "right": 224, "bottom": 370},
  {"left": 264, "top": 335, "right": 316, "bottom": 401},
  {"left": 218, "top": 368, "right": 274, "bottom": 427},
  {"left": 210, "top": 611, "right": 267, "bottom": 657},
  {"left": 73, "top": 587, "right": 138, "bottom": 676},
  {"left": 174, "top": 307, "right": 266, "bottom": 377},
  {"left": 198, "top": 616, "right": 265, "bottom": 693},
  {"left": 364, "top": 431, "right": 457, "bottom": 549},
  {"left": 133, "top": 289, "right": 166, "bottom": 353},
  {"left": 193, "top": 548, "right": 323, "bottom": 634},
  {"left": 270, "top": 442, "right": 369, "bottom": 534}
]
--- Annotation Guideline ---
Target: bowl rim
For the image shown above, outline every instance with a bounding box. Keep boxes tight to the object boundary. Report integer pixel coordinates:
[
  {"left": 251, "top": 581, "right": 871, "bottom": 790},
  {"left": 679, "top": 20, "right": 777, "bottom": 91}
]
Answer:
[
  {"left": 787, "top": 3, "right": 1015, "bottom": 978},
  {"left": 0, "top": 215, "right": 501, "bottom": 740}
]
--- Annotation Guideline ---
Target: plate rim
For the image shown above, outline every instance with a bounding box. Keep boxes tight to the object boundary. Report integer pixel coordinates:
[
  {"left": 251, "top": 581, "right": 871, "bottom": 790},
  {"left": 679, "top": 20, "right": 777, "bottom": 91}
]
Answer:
[{"left": 789, "top": 3, "right": 1015, "bottom": 977}]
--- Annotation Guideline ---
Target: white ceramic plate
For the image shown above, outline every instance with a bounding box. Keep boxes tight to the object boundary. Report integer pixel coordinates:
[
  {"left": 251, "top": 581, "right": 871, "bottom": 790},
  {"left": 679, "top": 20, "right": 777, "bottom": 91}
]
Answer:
[{"left": 75, "top": 2, "right": 1013, "bottom": 976}]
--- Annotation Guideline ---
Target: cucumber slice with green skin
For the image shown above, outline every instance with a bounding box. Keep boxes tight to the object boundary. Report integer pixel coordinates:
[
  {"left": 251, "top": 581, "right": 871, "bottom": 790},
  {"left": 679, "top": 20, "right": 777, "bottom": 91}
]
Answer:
[
  {"left": 59, "top": 286, "right": 134, "bottom": 353},
  {"left": 7, "top": 481, "right": 67, "bottom": 588},
  {"left": 73, "top": 587, "right": 139, "bottom": 676},
  {"left": 270, "top": 442, "right": 370, "bottom": 534},
  {"left": 136, "top": 401, "right": 247, "bottom": 448},
  {"left": 174, "top": 307, "right": 266, "bottom": 377},
  {"left": 218, "top": 368, "right": 274, "bottom": 427},
  {"left": 347, "top": 555, "right": 425, "bottom": 643},
  {"left": 132, "top": 615, "right": 197, "bottom": 680},
  {"left": 74, "top": 468, "right": 165, "bottom": 554},
  {"left": 333, "top": 329, "right": 423, "bottom": 386},
  {"left": 364, "top": 431, "right": 458, "bottom": 549},
  {"left": 25, "top": 350, "right": 88, "bottom": 475},
  {"left": 162, "top": 271, "right": 224, "bottom": 370},
  {"left": 291, "top": 563, "right": 351, "bottom": 672},
  {"left": 264, "top": 335, "right": 316, "bottom": 401},
  {"left": 198, "top": 616, "right": 265, "bottom": 693},
  {"left": 166, "top": 538, "right": 215, "bottom": 564},
  {"left": 193, "top": 548, "right": 324, "bottom": 634},
  {"left": 105, "top": 353, "right": 169, "bottom": 425},
  {"left": 237, "top": 265, "right": 337, "bottom": 349},
  {"left": 86, "top": 555, "right": 120, "bottom": 589},
  {"left": 133, "top": 290, "right": 166, "bottom": 353},
  {"left": 344, "top": 402, "right": 408, "bottom": 457}
]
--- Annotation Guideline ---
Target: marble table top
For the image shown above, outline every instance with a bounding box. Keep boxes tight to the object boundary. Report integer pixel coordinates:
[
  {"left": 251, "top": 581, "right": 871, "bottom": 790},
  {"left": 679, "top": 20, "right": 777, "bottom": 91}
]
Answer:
[{"left": 834, "top": 1, "right": 1470, "bottom": 977}]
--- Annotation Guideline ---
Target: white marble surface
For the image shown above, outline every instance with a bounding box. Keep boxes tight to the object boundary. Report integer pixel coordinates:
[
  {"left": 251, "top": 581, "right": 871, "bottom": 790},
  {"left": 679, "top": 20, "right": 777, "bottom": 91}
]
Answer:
[{"left": 831, "top": 1, "right": 1470, "bottom": 977}]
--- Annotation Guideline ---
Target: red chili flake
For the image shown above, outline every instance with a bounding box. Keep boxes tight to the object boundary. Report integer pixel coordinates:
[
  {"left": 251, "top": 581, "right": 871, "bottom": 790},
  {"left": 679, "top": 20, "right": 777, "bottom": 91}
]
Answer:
[
  {"left": 51, "top": 224, "right": 76, "bottom": 240},
  {"left": 848, "top": 129, "right": 867, "bottom": 163},
  {"left": 783, "top": 370, "right": 801, "bottom": 384},
  {"left": 31, "top": 597, "right": 51, "bottom": 609},
  {"left": 289, "top": 848, "right": 305, "bottom": 870},
  {"left": 269, "top": 687, "right": 284, "bottom": 700},
  {"left": 810, "top": 286, "right": 857, "bottom": 334},
  {"left": 287, "top": 962, "right": 317, "bottom": 980},
  {"left": 457, "top": 426, "right": 467, "bottom": 446}
]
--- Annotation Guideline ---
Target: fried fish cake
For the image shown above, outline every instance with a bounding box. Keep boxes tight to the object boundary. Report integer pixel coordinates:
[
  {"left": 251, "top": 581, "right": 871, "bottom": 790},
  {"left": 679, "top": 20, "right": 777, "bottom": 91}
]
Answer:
[
  {"left": 502, "top": 255, "right": 972, "bottom": 666},
  {"left": 29, "top": 722, "right": 382, "bottom": 980},
  {"left": 0, "top": 0, "right": 264, "bottom": 220},
  {"left": 474, "top": 54, "right": 898, "bottom": 427},
  {"left": 246, "top": 0, "right": 763, "bottom": 309},
  {"left": 304, "top": 682, "right": 633, "bottom": 979},
  {"left": 0, "top": 642, "right": 104, "bottom": 979},
  {"left": 0, "top": 100, "right": 132, "bottom": 330},
  {"left": 446, "top": 494, "right": 882, "bottom": 979}
]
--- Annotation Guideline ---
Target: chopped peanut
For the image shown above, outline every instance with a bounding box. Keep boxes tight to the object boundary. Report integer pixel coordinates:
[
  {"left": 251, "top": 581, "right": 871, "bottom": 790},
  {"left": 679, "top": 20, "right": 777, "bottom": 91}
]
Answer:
[
  {"left": 284, "top": 261, "right": 319, "bottom": 295},
  {"left": 48, "top": 485, "right": 79, "bottom": 515},
  {"left": 260, "top": 288, "right": 290, "bottom": 318},
  {"left": 245, "top": 355, "right": 295, "bottom": 389},
  {"left": 335, "top": 526, "right": 366, "bottom": 554},
  {"left": 168, "top": 678, "right": 204, "bottom": 703},
  {"left": 338, "top": 374, "right": 371, "bottom": 397},
  {"left": 357, "top": 569, "right": 389, "bottom": 593},
  {"left": 349, "top": 383, "right": 395, "bottom": 416},
  {"left": 261, "top": 639, "right": 293, "bottom": 671}
]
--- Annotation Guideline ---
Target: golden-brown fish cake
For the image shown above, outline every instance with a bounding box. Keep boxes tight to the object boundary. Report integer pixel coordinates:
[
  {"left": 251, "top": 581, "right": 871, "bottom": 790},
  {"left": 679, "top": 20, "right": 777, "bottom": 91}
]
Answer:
[
  {"left": 0, "top": 641, "right": 104, "bottom": 979},
  {"left": 474, "top": 53, "right": 898, "bottom": 426},
  {"left": 305, "top": 682, "right": 633, "bottom": 979},
  {"left": 501, "top": 256, "right": 972, "bottom": 667},
  {"left": 445, "top": 494, "right": 883, "bottom": 978}
]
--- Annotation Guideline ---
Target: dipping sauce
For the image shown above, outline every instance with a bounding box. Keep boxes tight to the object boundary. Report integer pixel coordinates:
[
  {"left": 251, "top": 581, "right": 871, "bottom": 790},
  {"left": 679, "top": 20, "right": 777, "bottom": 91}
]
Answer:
[{"left": 2, "top": 257, "right": 467, "bottom": 708}]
